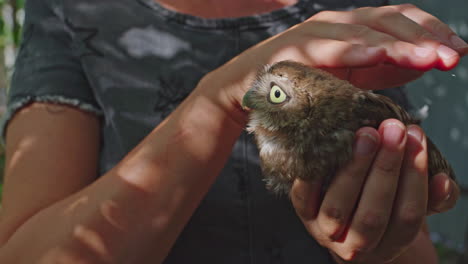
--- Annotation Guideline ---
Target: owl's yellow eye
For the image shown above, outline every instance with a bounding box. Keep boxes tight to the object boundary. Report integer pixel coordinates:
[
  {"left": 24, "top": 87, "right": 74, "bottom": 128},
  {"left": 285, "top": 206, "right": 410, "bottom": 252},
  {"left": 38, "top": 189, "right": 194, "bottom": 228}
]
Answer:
[{"left": 269, "top": 84, "right": 288, "bottom": 104}]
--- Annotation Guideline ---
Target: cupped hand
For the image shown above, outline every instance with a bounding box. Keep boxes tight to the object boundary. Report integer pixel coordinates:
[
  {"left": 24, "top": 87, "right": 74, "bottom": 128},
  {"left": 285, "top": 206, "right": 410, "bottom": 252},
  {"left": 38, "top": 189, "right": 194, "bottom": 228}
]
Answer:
[
  {"left": 290, "top": 119, "right": 459, "bottom": 263},
  {"left": 206, "top": 3, "right": 468, "bottom": 114},
  {"left": 306, "top": 4, "right": 468, "bottom": 89}
]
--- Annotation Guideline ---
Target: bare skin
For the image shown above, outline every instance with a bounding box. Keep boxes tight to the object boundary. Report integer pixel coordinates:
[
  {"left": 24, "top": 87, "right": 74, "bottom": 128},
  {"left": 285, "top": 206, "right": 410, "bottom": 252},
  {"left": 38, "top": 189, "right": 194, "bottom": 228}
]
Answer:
[
  {"left": 156, "top": 0, "right": 298, "bottom": 18},
  {"left": 0, "top": 2, "right": 465, "bottom": 263}
]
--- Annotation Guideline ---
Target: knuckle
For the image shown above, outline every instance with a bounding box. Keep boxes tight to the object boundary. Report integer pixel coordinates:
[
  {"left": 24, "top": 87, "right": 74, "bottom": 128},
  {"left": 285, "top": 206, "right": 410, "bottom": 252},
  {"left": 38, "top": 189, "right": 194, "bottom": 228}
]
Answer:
[
  {"left": 397, "top": 204, "right": 425, "bottom": 226},
  {"left": 375, "top": 160, "right": 400, "bottom": 175},
  {"left": 315, "top": 236, "right": 331, "bottom": 248},
  {"left": 413, "top": 28, "right": 435, "bottom": 42},
  {"left": 319, "top": 207, "right": 346, "bottom": 240},
  {"left": 313, "top": 228, "right": 336, "bottom": 248},
  {"left": 426, "top": 18, "right": 452, "bottom": 35},
  {"left": 347, "top": 24, "right": 372, "bottom": 40},
  {"left": 377, "top": 6, "right": 401, "bottom": 18},
  {"left": 313, "top": 10, "right": 339, "bottom": 21},
  {"left": 357, "top": 210, "right": 387, "bottom": 231},
  {"left": 324, "top": 207, "right": 346, "bottom": 225},
  {"left": 370, "top": 31, "right": 397, "bottom": 45},
  {"left": 339, "top": 247, "right": 363, "bottom": 262},
  {"left": 373, "top": 8, "right": 403, "bottom": 27}
]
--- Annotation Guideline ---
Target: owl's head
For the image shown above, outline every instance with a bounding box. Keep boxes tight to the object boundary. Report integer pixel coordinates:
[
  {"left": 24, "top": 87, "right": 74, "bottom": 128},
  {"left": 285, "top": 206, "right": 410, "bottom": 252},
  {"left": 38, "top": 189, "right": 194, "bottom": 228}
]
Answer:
[{"left": 242, "top": 60, "right": 340, "bottom": 131}]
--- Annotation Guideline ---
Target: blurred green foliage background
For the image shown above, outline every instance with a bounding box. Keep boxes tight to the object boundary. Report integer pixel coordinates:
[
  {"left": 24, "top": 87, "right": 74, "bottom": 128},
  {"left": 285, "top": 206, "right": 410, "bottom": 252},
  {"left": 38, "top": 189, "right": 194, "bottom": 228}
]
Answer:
[
  {"left": 0, "top": 0, "right": 23, "bottom": 201},
  {"left": 0, "top": 0, "right": 23, "bottom": 204},
  {"left": 0, "top": 0, "right": 466, "bottom": 263}
]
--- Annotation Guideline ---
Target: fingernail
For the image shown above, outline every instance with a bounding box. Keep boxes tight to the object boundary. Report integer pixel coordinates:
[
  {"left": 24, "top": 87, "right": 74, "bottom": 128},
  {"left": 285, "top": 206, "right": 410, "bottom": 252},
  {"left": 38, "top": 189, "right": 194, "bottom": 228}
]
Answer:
[
  {"left": 414, "top": 47, "right": 433, "bottom": 58},
  {"left": 450, "top": 35, "right": 468, "bottom": 49},
  {"left": 406, "top": 125, "right": 424, "bottom": 153},
  {"left": 355, "top": 133, "right": 378, "bottom": 155},
  {"left": 407, "top": 125, "right": 423, "bottom": 143},
  {"left": 437, "top": 45, "right": 458, "bottom": 59},
  {"left": 383, "top": 122, "right": 405, "bottom": 146},
  {"left": 444, "top": 177, "right": 452, "bottom": 201}
]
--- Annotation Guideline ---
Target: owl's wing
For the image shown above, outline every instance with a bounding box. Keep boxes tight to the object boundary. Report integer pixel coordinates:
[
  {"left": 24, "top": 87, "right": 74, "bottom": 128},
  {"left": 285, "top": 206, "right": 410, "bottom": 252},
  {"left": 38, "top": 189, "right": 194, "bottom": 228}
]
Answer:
[
  {"left": 354, "top": 92, "right": 418, "bottom": 128},
  {"left": 362, "top": 92, "right": 457, "bottom": 181}
]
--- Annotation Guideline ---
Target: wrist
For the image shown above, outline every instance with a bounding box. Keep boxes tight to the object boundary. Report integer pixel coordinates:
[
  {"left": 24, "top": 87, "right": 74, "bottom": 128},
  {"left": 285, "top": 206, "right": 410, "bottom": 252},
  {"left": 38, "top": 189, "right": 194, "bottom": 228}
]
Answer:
[
  {"left": 196, "top": 52, "right": 266, "bottom": 129},
  {"left": 329, "top": 227, "right": 437, "bottom": 264}
]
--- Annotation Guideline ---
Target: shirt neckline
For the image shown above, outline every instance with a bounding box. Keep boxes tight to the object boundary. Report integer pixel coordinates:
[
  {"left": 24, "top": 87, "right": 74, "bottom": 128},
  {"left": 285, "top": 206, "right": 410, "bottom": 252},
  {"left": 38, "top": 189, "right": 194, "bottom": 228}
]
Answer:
[{"left": 137, "top": 0, "right": 310, "bottom": 29}]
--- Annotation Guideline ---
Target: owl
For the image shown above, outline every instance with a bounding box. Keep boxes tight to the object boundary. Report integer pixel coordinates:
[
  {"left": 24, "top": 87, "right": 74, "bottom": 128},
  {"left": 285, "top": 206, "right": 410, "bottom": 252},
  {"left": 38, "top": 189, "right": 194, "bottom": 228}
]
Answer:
[{"left": 242, "top": 60, "right": 455, "bottom": 195}]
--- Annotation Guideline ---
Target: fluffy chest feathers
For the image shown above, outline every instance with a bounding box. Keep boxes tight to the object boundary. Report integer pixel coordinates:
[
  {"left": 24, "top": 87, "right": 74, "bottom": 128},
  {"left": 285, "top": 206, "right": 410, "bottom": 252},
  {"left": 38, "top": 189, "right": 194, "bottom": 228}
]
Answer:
[{"left": 242, "top": 60, "right": 455, "bottom": 195}]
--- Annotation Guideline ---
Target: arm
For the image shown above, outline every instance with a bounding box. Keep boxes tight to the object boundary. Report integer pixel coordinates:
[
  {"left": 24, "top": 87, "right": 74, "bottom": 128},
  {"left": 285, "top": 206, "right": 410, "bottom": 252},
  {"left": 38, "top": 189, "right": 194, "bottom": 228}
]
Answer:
[
  {"left": 0, "top": 102, "right": 101, "bottom": 247},
  {"left": 0, "top": 96, "right": 246, "bottom": 263}
]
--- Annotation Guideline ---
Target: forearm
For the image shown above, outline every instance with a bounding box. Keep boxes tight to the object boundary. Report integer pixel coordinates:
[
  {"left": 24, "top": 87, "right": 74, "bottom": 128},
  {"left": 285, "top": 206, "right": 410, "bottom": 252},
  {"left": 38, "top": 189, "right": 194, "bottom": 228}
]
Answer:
[{"left": 0, "top": 81, "right": 247, "bottom": 263}]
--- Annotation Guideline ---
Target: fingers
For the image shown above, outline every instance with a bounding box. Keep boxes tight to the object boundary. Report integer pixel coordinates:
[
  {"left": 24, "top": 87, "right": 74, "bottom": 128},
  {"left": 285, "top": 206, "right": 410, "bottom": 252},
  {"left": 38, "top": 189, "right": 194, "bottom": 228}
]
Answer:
[
  {"left": 372, "top": 125, "right": 428, "bottom": 260},
  {"left": 346, "top": 64, "right": 424, "bottom": 90},
  {"left": 271, "top": 37, "right": 387, "bottom": 68},
  {"left": 428, "top": 173, "right": 460, "bottom": 215},
  {"left": 292, "top": 120, "right": 443, "bottom": 263},
  {"left": 307, "top": 39, "right": 387, "bottom": 67},
  {"left": 325, "top": 64, "right": 424, "bottom": 90},
  {"left": 295, "top": 120, "right": 410, "bottom": 262},
  {"left": 394, "top": 4, "right": 468, "bottom": 55},
  {"left": 268, "top": 4, "right": 467, "bottom": 90},
  {"left": 291, "top": 119, "right": 453, "bottom": 263},
  {"left": 316, "top": 127, "right": 380, "bottom": 242},
  {"left": 309, "top": 4, "right": 468, "bottom": 71},
  {"left": 331, "top": 120, "right": 407, "bottom": 261},
  {"left": 301, "top": 21, "right": 438, "bottom": 71}
]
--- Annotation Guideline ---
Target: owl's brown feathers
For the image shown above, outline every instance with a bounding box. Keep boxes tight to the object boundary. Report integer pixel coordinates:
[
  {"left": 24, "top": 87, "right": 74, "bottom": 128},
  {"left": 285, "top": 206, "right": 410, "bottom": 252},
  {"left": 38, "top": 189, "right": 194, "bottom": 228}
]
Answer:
[{"left": 243, "top": 60, "right": 455, "bottom": 195}]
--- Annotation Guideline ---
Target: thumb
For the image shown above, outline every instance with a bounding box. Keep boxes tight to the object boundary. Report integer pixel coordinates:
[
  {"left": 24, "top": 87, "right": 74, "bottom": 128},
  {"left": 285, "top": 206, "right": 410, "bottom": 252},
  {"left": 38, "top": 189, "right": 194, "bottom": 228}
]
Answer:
[{"left": 427, "top": 173, "right": 460, "bottom": 215}]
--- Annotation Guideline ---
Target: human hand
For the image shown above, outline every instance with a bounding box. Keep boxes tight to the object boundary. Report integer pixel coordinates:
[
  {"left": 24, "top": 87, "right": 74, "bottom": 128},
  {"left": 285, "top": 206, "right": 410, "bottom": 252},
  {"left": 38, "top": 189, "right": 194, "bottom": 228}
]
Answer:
[
  {"left": 203, "top": 3, "right": 468, "bottom": 118},
  {"left": 304, "top": 4, "right": 468, "bottom": 89},
  {"left": 290, "top": 119, "right": 458, "bottom": 263}
]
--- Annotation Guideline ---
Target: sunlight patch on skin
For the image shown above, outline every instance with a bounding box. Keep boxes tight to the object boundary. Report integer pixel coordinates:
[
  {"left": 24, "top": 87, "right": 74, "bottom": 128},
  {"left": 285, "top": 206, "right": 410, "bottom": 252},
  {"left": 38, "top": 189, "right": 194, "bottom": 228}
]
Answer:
[
  {"left": 63, "top": 196, "right": 89, "bottom": 215},
  {"left": 116, "top": 156, "right": 164, "bottom": 195},
  {"left": 39, "top": 247, "right": 82, "bottom": 264},
  {"left": 151, "top": 214, "right": 171, "bottom": 231},
  {"left": 73, "top": 225, "right": 112, "bottom": 263},
  {"left": 100, "top": 200, "right": 129, "bottom": 232},
  {"left": 8, "top": 135, "right": 35, "bottom": 171},
  {"left": 150, "top": 185, "right": 187, "bottom": 232}
]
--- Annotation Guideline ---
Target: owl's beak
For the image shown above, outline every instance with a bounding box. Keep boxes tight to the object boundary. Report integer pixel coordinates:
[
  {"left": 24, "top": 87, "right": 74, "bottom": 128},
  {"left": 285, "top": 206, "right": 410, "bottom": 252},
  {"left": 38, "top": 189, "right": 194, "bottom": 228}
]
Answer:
[{"left": 242, "top": 89, "right": 255, "bottom": 111}]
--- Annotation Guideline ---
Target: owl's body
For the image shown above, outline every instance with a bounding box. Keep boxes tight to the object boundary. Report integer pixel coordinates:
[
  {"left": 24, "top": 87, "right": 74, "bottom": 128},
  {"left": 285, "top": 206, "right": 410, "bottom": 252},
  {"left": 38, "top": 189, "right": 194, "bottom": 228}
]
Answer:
[{"left": 243, "top": 60, "right": 455, "bottom": 195}]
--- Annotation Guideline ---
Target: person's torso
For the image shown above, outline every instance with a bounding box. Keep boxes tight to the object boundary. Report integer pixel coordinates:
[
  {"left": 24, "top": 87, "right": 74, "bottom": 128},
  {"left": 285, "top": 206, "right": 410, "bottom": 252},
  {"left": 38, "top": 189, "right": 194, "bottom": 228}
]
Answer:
[{"left": 63, "top": 0, "right": 393, "bottom": 263}]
